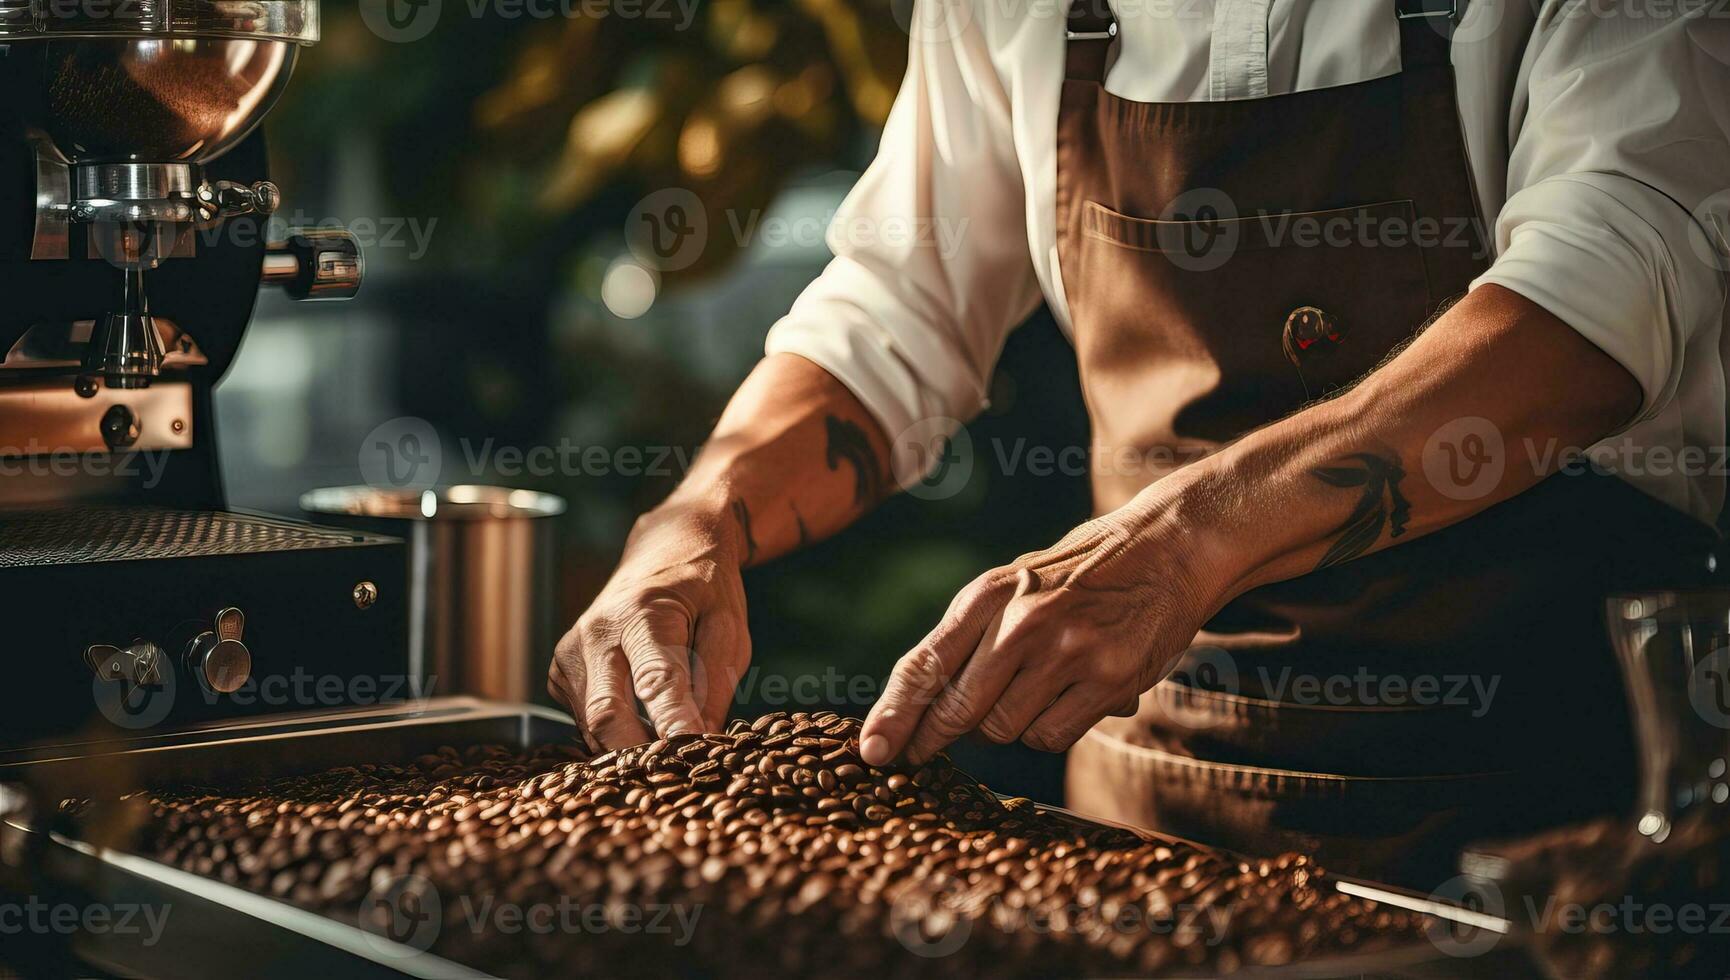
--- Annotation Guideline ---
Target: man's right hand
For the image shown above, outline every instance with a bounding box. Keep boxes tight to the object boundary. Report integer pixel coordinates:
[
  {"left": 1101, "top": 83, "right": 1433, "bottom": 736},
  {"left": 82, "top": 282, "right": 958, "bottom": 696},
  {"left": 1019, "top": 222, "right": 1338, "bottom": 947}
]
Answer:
[
  {"left": 547, "top": 498, "right": 752, "bottom": 751},
  {"left": 545, "top": 353, "right": 896, "bottom": 751}
]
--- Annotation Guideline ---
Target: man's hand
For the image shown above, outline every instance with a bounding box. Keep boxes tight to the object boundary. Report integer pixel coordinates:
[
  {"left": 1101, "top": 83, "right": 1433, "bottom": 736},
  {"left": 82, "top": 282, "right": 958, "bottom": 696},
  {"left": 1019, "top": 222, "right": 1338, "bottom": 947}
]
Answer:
[
  {"left": 547, "top": 354, "right": 895, "bottom": 751},
  {"left": 548, "top": 499, "right": 751, "bottom": 751},
  {"left": 859, "top": 285, "right": 1646, "bottom": 767},
  {"left": 859, "top": 506, "right": 1219, "bottom": 766}
]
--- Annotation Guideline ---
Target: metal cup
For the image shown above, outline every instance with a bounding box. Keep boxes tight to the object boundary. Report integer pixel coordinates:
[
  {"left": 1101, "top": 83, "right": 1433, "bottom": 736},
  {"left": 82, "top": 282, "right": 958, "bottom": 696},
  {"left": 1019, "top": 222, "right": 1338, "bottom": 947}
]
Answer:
[
  {"left": 1604, "top": 591, "right": 1730, "bottom": 843},
  {"left": 301, "top": 486, "right": 566, "bottom": 703}
]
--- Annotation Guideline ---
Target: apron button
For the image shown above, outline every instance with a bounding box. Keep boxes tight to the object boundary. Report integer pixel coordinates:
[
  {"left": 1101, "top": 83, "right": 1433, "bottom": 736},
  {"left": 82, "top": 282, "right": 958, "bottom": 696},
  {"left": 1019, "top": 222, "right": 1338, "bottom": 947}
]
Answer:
[{"left": 1282, "top": 306, "right": 1344, "bottom": 365}]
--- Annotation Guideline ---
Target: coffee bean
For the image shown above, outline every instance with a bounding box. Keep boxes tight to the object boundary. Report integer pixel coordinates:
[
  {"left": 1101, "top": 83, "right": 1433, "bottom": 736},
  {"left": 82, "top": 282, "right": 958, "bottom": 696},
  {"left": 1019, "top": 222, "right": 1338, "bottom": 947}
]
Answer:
[{"left": 128, "top": 712, "right": 1429, "bottom": 977}]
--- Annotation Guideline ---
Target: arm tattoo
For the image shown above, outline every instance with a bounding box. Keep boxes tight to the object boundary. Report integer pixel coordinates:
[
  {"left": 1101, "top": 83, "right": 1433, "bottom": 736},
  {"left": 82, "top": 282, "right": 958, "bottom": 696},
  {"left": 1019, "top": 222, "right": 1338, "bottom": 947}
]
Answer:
[
  {"left": 791, "top": 502, "right": 810, "bottom": 549},
  {"left": 824, "top": 415, "right": 884, "bottom": 506},
  {"left": 1310, "top": 452, "right": 1409, "bottom": 570},
  {"left": 730, "top": 499, "right": 758, "bottom": 565}
]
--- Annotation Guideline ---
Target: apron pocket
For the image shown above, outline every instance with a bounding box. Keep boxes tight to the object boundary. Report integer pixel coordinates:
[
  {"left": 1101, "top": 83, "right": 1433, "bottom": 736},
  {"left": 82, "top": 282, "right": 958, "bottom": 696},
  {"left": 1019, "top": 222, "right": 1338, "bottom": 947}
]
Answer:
[{"left": 1077, "top": 198, "right": 1436, "bottom": 415}]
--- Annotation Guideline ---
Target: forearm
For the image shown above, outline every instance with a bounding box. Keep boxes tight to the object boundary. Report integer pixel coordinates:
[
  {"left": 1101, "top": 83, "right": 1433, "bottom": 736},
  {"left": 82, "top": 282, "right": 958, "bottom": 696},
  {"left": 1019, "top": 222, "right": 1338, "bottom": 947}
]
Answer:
[
  {"left": 660, "top": 353, "right": 894, "bottom": 567},
  {"left": 1140, "top": 284, "right": 1644, "bottom": 602}
]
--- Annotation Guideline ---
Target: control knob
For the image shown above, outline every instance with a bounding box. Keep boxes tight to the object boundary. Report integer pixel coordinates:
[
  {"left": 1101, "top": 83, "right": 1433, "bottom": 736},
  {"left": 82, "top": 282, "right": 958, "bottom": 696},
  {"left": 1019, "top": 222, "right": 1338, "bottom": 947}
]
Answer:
[{"left": 183, "top": 607, "right": 251, "bottom": 695}]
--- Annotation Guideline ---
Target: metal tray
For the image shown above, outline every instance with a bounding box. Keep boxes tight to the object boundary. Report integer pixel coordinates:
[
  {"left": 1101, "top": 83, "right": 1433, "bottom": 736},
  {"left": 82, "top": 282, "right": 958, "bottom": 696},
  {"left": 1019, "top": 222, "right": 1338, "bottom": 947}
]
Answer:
[
  {"left": 0, "top": 699, "right": 1525, "bottom": 979},
  {"left": 1, "top": 699, "right": 566, "bottom": 979}
]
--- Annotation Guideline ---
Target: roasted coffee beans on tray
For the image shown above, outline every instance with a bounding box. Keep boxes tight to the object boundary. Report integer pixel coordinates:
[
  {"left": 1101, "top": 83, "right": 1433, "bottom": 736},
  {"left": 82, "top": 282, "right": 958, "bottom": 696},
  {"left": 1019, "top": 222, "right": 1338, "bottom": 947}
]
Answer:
[
  {"left": 122, "top": 713, "right": 1429, "bottom": 977},
  {"left": 1473, "top": 809, "right": 1729, "bottom": 979}
]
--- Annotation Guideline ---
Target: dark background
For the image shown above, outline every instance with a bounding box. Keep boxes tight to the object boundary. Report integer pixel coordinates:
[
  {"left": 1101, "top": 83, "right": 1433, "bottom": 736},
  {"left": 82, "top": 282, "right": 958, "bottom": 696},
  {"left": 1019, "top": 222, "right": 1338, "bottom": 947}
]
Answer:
[{"left": 221, "top": 5, "right": 1095, "bottom": 802}]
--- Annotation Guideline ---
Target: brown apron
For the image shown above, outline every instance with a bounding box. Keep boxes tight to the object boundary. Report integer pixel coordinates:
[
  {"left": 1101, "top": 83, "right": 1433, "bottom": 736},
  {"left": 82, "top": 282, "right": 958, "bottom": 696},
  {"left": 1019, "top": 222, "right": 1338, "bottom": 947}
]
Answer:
[{"left": 1054, "top": 0, "right": 1716, "bottom": 890}]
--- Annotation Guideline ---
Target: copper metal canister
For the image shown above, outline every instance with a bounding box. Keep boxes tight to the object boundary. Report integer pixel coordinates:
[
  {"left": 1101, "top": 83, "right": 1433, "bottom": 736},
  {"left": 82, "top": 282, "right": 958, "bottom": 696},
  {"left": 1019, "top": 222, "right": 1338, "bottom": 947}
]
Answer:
[{"left": 300, "top": 485, "right": 565, "bottom": 703}]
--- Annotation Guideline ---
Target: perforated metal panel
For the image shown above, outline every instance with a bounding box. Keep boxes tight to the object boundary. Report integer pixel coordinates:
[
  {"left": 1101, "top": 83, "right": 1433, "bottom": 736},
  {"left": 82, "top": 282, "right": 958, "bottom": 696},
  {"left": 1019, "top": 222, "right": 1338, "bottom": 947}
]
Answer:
[{"left": 0, "top": 507, "right": 376, "bottom": 567}]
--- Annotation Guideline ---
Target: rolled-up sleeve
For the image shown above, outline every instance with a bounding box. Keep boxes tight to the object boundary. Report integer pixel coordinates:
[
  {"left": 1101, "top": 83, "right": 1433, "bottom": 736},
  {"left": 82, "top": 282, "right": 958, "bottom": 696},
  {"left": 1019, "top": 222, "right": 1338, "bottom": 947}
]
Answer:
[
  {"left": 765, "top": 2, "right": 1042, "bottom": 473},
  {"left": 1473, "top": 3, "right": 1730, "bottom": 427}
]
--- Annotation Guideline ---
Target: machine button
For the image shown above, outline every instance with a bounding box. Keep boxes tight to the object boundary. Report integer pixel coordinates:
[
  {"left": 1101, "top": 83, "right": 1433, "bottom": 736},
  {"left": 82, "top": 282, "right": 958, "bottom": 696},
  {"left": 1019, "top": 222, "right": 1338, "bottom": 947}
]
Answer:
[
  {"left": 183, "top": 607, "right": 252, "bottom": 695},
  {"left": 84, "top": 643, "right": 128, "bottom": 681},
  {"left": 84, "top": 641, "right": 165, "bottom": 686},
  {"left": 1282, "top": 305, "right": 1344, "bottom": 366},
  {"left": 100, "top": 404, "right": 140, "bottom": 449}
]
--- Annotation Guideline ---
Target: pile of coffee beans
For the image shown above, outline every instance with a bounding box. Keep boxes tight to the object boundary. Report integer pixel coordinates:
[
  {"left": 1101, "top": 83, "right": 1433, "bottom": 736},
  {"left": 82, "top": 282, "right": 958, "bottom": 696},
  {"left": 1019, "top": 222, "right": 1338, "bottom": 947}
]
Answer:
[
  {"left": 121, "top": 713, "right": 1429, "bottom": 976},
  {"left": 1477, "top": 809, "right": 1728, "bottom": 979}
]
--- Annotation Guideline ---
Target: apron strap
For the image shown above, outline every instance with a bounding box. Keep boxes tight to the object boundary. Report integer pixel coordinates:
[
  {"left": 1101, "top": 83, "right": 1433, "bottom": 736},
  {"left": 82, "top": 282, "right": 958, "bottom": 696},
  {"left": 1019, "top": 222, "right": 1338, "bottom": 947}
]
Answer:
[
  {"left": 1065, "top": 0, "right": 1117, "bottom": 83},
  {"left": 1396, "top": 0, "right": 1458, "bottom": 70},
  {"left": 1065, "top": 0, "right": 1458, "bottom": 85}
]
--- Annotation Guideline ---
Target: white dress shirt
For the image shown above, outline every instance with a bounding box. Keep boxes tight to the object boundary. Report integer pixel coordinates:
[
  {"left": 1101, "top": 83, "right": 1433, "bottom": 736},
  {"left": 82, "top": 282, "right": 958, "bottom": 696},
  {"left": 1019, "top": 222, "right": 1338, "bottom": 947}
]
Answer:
[{"left": 765, "top": 0, "right": 1730, "bottom": 524}]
